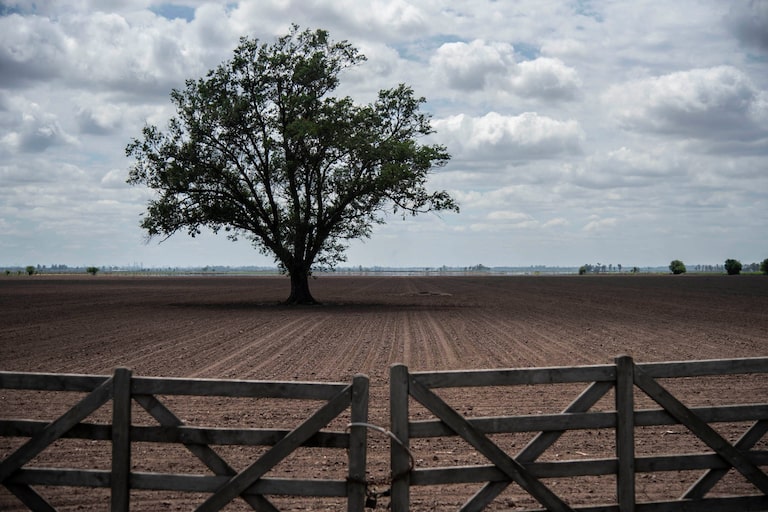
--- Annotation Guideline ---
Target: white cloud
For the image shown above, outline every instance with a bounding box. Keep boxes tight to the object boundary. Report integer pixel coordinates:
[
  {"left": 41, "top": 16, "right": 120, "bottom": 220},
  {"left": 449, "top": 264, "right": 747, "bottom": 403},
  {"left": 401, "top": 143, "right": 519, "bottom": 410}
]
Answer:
[
  {"left": 431, "top": 39, "right": 581, "bottom": 101},
  {"left": 431, "top": 39, "right": 516, "bottom": 91},
  {"left": 433, "top": 112, "right": 584, "bottom": 161},
  {"left": 604, "top": 66, "right": 768, "bottom": 143},
  {"left": 0, "top": 13, "right": 67, "bottom": 87},
  {"left": 0, "top": 97, "right": 77, "bottom": 154},
  {"left": 511, "top": 58, "right": 581, "bottom": 100}
]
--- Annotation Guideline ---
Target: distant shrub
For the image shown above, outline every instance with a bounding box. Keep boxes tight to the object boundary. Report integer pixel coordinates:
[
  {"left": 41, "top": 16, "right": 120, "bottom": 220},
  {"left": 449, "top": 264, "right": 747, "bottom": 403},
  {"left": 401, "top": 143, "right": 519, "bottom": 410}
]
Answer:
[
  {"left": 724, "top": 259, "right": 742, "bottom": 275},
  {"left": 669, "top": 260, "right": 686, "bottom": 275},
  {"left": 578, "top": 265, "right": 588, "bottom": 275},
  {"left": 761, "top": 258, "right": 768, "bottom": 275},
  {"left": 25, "top": 265, "right": 36, "bottom": 276},
  {"left": 86, "top": 266, "right": 99, "bottom": 276}
]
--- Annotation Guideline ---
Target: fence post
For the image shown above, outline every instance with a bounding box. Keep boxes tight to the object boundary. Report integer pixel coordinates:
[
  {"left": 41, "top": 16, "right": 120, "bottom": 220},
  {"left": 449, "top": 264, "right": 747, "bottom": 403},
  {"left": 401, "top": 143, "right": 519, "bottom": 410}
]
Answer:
[
  {"left": 348, "top": 374, "right": 369, "bottom": 512},
  {"left": 390, "top": 364, "right": 410, "bottom": 512},
  {"left": 615, "top": 356, "right": 635, "bottom": 512},
  {"left": 111, "top": 367, "right": 132, "bottom": 512}
]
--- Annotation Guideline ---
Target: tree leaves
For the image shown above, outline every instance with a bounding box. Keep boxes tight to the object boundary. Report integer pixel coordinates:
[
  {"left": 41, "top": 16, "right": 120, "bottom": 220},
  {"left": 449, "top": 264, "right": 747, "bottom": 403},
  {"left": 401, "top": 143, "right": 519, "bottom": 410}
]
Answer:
[{"left": 126, "top": 25, "right": 457, "bottom": 282}]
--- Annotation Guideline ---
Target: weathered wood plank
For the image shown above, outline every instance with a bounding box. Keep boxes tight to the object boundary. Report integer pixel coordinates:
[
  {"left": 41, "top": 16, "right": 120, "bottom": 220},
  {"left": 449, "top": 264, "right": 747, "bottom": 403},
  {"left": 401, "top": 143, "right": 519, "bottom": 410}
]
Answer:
[
  {"left": 638, "top": 357, "right": 768, "bottom": 379},
  {"left": 0, "top": 375, "right": 113, "bottom": 482},
  {"left": 616, "top": 356, "right": 636, "bottom": 512},
  {"left": 111, "top": 368, "right": 132, "bottom": 512},
  {"left": 634, "top": 404, "right": 768, "bottom": 426},
  {"left": 0, "top": 420, "right": 348, "bottom": 447},
  {"left": 196, "top": 384, "right": 352, "bottom": 512},
  {"left": 407, "top": 373, "right": 574, "bottom": 512},
  {"left": 0, "top": 371, "right": 108, "bottom": 392},
  {"left": 408, "top": 450, "right": 768, "bottom": 484},
  {"left": 390, "top": 364, "right": 411, "bottom": 512},
  {"left": 401, "top": 402, "right": 768, "bottom": 438},
  {"left": 636, "top": 452, "right": 768, "bottom": 473},
  {"left": 347, "top": 374, "right": 369, "bottom": 512},
  {"left": 633, "top": 364, "right": 768, "bottom": 494},
  {"left": 4, "top": 483, "right": 57, "bottom": 512},
  {"left": 8, "top": 469, "right": 347, "bottom": 496},
  {"left": 412, "top": 364, "right": 616, "bottom": 388},
  {"left": 132, "top": 473, "right": 349, "bottom": 496},
  {"left": 8, "top": 468, "right": 111, "bottom": 487},
  {"left": 410, "top": 460, "right": 617, "bottom": 485},
  {"left": 131, "top": 376, "right": 345, "bottom": 399},
  {"left": 409, "top": 410, "right": 616, "bottom": 437}
]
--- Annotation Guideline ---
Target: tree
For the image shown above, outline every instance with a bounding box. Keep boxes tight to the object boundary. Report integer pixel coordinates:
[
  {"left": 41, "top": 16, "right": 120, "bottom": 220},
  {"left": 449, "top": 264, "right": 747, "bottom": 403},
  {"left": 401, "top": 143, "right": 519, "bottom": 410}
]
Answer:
[
  {"left": 86, "top": 266, "right": 99, "bottom": 276},
  {"left": 127, "top": 26, "right": 458, "bottom": 304},
  {"left": 669, "top": 259, "right": 686, "bottom": 275},
  {"left": 724, "top": 259, "right": 742, "bottom": 275},
  {"left": 25, "top": 265, "right": 36, "bottom": 276}
]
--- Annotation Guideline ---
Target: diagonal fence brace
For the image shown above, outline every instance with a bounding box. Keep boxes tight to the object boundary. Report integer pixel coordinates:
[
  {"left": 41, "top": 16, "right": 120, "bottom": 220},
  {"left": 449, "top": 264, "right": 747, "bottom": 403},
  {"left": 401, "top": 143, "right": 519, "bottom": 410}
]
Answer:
[
  {"left": 407, "top": 374, "right": 575, "bottom": 512},
  {"left": 196, "top": 383, "right": 354, "bottom": 512}
]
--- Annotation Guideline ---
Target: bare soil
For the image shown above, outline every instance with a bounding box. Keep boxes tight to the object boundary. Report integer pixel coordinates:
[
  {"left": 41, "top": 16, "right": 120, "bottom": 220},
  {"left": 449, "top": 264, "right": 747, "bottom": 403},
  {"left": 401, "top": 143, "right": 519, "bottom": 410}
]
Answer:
[{"left": 1, "top": 274, "right": 767, "bottom": 510}]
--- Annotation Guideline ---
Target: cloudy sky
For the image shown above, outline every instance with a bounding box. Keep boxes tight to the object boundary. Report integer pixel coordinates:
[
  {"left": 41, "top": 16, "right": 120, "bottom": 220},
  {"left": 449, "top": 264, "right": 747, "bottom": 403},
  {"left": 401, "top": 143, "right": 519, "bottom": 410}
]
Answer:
[{"left": 1, "top": 1, "right": 767, "bottom": 269}]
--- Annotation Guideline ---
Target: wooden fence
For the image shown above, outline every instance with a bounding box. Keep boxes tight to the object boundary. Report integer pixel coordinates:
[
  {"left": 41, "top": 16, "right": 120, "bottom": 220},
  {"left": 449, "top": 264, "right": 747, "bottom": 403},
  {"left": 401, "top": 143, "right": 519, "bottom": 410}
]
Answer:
[
  {"left": 389, "top": 356, "right": 768, "bottom": 512},
  {"left": 0, "top": 369, "right": 369, "bottom": 511},
  {"left": 3, "top": 357, "right": 767, "bottom": 511}
]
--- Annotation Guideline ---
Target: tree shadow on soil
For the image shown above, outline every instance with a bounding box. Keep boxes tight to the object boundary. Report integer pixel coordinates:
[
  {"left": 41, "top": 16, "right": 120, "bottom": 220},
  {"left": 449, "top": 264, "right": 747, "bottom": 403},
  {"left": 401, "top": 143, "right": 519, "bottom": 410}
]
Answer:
[{"left": 170, "top": 293, "right": 468, "bottom": 312}]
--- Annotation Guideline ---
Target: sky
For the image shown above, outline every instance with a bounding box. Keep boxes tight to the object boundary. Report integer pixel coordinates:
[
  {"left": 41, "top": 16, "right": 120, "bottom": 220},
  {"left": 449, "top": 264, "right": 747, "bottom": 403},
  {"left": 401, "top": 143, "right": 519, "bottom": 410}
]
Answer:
[{"left": 1, "top": 1, "right": 767, "bottom": 269}]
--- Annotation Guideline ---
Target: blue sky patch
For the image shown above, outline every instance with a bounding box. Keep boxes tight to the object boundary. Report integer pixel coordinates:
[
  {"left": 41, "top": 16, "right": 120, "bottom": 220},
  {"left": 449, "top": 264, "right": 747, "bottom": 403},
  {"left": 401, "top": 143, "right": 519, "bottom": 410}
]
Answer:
[{"left": 150, "top": 4, "right": 195, "bottom": 22}]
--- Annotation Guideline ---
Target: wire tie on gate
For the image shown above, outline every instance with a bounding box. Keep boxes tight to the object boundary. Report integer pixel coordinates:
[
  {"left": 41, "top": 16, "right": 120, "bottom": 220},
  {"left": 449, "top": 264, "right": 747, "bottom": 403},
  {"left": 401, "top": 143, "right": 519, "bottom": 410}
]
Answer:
[
  {"left": 346, "top": 422, "right": 415, "bottom": 475},
  {"left": 346, "top": 422, "right": 415, "bottom": 507}
]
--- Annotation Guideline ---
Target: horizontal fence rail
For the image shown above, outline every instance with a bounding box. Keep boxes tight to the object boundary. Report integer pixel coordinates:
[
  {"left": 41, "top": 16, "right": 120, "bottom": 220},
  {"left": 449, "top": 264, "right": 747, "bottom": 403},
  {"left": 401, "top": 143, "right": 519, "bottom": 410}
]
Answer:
[
  {"left": 390, "top": 356, "right": 768, "bottom": 512},
  {"left": 0, "top": 369, "right": 369, "bottom": 512}
]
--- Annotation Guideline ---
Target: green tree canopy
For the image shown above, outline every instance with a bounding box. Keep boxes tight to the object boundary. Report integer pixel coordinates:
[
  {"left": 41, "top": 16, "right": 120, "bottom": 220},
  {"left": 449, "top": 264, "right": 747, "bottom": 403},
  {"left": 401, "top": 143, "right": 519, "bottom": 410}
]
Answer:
[
  {"left": 127, "top": 26, "right": 458, "bottom": 304},
  {"left": 669, "top": 259, "right": 686, "bottom": 275},
  {"left": 724, "top": 259, "right": 742, "bottom": 275}
]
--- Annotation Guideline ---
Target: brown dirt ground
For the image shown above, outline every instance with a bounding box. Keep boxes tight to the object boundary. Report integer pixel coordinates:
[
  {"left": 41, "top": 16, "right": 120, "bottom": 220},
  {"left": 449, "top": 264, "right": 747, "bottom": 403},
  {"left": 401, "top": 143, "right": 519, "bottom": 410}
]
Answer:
[{"left": 1, "top": 274, "right": 767, "bottom": 511}]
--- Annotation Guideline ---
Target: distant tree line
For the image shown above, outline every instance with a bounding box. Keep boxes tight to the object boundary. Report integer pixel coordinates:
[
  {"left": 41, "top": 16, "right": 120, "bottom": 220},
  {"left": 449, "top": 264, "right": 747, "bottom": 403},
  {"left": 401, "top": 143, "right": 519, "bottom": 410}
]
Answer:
[
  {"left": 577, "top": 258, "right": 768, "bottom": 276},
  {"left": 579, "top": 263, "right": 638, "bottom": 275},
  {"left": 668, "top": 258, "right": 768, "bottom": 275},
  {"left": 2, "top": 264, "right": 101, "bottom": 276}
]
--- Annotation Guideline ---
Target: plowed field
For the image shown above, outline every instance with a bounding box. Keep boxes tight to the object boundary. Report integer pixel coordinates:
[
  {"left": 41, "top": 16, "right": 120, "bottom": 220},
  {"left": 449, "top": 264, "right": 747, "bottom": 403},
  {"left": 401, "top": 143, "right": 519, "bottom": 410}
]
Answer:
[{"left": 1, "top": 274, "right": 767, "bottom": 510}]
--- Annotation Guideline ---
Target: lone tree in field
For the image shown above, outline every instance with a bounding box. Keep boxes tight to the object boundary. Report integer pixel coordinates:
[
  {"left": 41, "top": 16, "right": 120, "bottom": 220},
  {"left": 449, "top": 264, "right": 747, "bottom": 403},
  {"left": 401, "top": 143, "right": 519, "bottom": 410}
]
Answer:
[
  {"left": 724, "top": 259, "right": 742, "bottom": 275},
  {"left": 127, "top": 26, "right": 458, "bottom": 304},
  {"left": 669, "top": 259, "right": 686, "bottom": 275}
]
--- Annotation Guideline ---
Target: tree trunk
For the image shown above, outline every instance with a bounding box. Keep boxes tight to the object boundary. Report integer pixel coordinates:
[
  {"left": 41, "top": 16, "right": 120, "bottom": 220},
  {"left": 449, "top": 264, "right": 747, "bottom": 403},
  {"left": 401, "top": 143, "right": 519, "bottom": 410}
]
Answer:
[{"left": 286, "top": 268, "right": 317, "bottom": 305}]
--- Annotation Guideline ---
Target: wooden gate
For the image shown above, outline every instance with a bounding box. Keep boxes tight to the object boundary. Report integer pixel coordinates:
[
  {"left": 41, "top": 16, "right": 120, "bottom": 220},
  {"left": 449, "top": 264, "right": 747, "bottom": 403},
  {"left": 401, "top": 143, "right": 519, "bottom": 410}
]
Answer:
[
  {"left": 0, "top": 369, "right": 369, "bottom": 511},
  {"left": 389, "top": 356, "right": 768, "bottom": 511}
]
